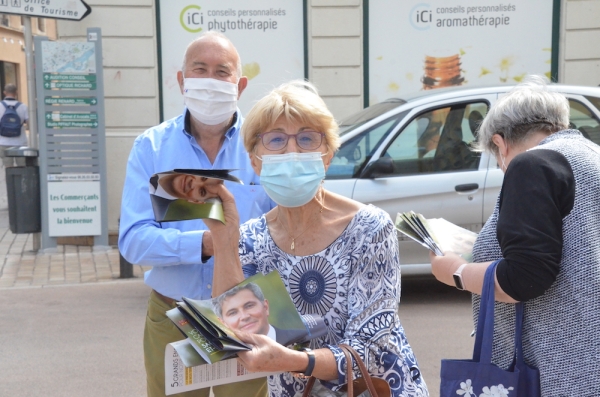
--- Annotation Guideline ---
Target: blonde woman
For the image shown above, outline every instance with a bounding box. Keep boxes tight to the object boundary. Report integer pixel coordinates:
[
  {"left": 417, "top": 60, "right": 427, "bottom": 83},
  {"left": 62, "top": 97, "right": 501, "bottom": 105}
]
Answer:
[{"left": 205, "top": 81, "right": 429, "bottom": 397}]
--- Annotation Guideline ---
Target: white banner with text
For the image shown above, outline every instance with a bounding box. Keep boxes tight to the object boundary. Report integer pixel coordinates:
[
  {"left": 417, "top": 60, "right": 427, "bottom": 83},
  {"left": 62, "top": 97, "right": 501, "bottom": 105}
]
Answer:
[
  {"left": 369, "top": 1, "right": 554, "bottom": 105},
  {"left": 48, "top": 181, "right": 101, "bottom": 236},
  {"left": 158, "top": 0, "right": 305, "bottom": 120}
]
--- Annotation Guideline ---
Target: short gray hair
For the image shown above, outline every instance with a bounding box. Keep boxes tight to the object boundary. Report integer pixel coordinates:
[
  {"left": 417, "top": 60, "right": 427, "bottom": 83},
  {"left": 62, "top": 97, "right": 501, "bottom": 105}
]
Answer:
[
  {"left": 475, "top": 75, "right": 569, "bottom": 155},
  {"left": 181, "top": 31, "right": 243, "bottom": 80},
  {"left": 212, "top": 282, "right": 265, "bottom": 318},
  {"left": 3, "top": 83, "right": 17, "bottom": 95}
]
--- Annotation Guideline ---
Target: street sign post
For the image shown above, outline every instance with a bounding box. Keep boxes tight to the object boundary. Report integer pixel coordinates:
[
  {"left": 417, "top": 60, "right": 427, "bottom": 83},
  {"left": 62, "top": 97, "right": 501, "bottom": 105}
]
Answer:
[
  {"left": 0, "top": 0, "right": 91, "bottom": 21},
  {"left": 35, "top": 28, "right": 108, "bottom": 252}
]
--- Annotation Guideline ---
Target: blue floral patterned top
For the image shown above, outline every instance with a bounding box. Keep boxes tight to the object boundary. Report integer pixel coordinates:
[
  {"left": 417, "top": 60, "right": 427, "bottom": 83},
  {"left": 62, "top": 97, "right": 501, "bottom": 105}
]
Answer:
[{"left": 240, "top": 205, "right": 429, "bottom": 397}]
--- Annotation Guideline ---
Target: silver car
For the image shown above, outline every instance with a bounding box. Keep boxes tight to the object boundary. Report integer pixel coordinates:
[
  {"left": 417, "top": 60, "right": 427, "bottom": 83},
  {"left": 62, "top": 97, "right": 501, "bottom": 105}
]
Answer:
[{"left": 324, "top": 84, "right": 600, "bottom": 275}]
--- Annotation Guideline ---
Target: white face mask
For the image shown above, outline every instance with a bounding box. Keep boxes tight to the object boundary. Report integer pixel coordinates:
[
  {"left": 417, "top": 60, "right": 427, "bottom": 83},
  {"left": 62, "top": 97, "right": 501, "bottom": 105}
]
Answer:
[{"left": 183, "top": 78, "right": 238, "bottom": 126}]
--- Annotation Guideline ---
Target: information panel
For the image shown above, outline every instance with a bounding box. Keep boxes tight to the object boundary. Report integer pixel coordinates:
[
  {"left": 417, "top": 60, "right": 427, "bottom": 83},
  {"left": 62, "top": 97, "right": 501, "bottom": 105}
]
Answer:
[
  {"left": 48, "top": 182, "right": 101, "bottom": 236},
  {"left": 158, "top": 0, "right": 305, "bottom": 119},
  {"left": 369, "top": 1, "right": 554, "bottom": 105},
  {"left": 35, "top": 28, "right": 108, "bottom": 248}
]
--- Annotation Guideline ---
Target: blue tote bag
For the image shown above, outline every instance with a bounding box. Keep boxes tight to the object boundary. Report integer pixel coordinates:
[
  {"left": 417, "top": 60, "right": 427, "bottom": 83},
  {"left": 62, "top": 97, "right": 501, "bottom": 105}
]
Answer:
[{"left": 440, "top": 260, "right": 540, "bottom": 397}]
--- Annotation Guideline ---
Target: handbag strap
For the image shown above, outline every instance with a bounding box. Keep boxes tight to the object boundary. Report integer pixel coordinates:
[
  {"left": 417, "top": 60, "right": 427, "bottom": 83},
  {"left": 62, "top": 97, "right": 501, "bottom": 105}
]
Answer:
[
  {"left": 472, "top": 260, "right": 500, "bottom": 363},
  {"left": 301, "top": 345, "right": 354, "bottom": 397},
  {"left": 340, "top": 344, "right": 384, "bottom": 397},
  {"left": 303, "top": 376, "right": 317, "bottom": 397},
  {"left": 301, "top": 344, "right": 383, "bottom": 397},
  {"left": 473, "top": 260, "right": 528, "bottom": 366},
  {"left": 340, "top": 345, "right": 355, "bottom": 397},
  {"left": 513, "top": 302, "right": 526, "bottom": 366}
]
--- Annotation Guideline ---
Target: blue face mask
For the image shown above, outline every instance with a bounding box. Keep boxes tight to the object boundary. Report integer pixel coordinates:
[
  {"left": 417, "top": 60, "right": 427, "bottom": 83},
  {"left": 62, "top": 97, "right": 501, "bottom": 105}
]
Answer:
[{"left": 258, "top": 152, "right": 326, "bottom": 208}]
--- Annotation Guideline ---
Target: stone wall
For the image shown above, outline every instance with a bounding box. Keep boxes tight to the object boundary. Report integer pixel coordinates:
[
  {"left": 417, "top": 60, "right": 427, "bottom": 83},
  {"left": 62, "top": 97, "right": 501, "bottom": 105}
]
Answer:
[{"left": 560, "top": 0, "right": 600, "bottom": 86}]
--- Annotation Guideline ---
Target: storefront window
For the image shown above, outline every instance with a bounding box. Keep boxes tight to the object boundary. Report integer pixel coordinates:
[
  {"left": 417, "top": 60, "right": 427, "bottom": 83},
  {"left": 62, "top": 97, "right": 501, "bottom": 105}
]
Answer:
[
  {"left": 1, "top": 14, "right": 9, "bottom": 27},
  {"left": 0, "top": 61, "right": 18, "bottom": 93}
]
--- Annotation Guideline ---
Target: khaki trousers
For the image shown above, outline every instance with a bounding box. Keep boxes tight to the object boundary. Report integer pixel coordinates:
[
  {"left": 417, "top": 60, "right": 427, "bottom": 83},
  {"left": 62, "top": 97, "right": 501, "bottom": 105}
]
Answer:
[{"left": 144, "top": 290, "right": 267, "bottom": 397}]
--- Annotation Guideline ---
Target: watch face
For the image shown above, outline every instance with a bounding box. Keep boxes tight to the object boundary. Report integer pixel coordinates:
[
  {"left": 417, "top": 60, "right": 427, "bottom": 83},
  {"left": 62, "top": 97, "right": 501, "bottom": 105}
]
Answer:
[{"left": 453, "top": 273, "right": 464, "bottom": 290}]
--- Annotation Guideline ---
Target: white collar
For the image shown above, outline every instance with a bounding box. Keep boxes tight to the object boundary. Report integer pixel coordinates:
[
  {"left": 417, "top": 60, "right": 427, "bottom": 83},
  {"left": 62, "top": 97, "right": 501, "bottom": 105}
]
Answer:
[{"left": 266, "top": 324, "right": 277, "bottom": 341}]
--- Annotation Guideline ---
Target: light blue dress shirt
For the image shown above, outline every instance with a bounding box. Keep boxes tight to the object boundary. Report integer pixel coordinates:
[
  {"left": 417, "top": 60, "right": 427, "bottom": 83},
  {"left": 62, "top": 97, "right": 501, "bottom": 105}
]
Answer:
[{"left": 119, "top": 109, "right": 274, "bottom": 300}]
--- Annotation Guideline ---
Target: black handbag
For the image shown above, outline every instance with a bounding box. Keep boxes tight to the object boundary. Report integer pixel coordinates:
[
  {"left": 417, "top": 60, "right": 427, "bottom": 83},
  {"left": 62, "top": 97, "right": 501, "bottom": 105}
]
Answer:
[
  {"left": 302, "top": 344, "right": 391, "bottom": 397},
  {"left": 440, "top": 260, "right": 541, "bottom": 397}
]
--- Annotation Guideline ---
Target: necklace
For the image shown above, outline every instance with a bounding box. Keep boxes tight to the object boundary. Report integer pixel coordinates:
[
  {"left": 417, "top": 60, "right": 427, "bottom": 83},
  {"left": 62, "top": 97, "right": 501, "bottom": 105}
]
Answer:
[{"left": 277, "top": 188, "right": 325, "bottom": 252}]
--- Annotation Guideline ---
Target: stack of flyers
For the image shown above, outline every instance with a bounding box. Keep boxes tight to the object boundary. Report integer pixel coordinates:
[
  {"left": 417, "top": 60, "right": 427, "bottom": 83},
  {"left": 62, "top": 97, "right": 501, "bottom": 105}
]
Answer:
[
  {"left": 395, "top": 211, "right": 444, "bottom": 255},
  {"left": 395, "top": 211, "right": 478, "bottom": 261}
]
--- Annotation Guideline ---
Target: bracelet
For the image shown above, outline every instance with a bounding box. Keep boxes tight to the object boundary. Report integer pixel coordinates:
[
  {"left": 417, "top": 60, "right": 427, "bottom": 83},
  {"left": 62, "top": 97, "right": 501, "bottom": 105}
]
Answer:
[{"left": 302, "top": 348, "right": 315, "bottom": 377}]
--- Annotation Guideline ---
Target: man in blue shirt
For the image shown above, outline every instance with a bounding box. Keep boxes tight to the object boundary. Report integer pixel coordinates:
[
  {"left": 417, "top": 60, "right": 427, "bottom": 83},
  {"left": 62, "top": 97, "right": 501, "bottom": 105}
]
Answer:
[{"left": 119, "top": 32, "right": 273, "bottom": 397}]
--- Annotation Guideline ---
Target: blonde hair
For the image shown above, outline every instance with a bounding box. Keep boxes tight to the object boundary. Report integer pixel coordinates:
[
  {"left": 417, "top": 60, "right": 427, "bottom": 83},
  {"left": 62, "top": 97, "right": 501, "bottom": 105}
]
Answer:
[{"left": 242, "top": 80, "right": 340, "bottom": 153}]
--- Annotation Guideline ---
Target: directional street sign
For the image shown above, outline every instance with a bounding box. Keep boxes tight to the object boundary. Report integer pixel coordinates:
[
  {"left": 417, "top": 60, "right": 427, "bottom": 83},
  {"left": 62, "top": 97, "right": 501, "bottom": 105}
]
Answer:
[
  {"left": 44, "top": 73, "right": 97, "bottom": 83},
  {"left": 45, "top": 112, "right": 98, "bottom": 122},
  {"left": 45, "top": 97, "right": 98, "bottom": 106},
  {"left": 44, "top": 81, "right": 96, "bottom": 90},
  {"left": 0, "top": 0, "right": 91, "bottom": 21},
  {"left": 46, "top": 120, "right": 99, "bottom": 129}
]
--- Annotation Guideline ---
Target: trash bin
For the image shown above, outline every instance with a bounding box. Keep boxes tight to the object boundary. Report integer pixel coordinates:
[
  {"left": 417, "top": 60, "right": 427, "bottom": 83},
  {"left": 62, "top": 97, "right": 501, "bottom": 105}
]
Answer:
[{"left": 3, "top": 146, "right": 41, "bottom": 234}]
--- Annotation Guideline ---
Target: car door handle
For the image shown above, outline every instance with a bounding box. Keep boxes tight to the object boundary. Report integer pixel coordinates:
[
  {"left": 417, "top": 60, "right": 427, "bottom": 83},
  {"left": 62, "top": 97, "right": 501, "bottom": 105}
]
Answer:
[{"left": 455, "top": 183, "right": 479, "bottom": 192}]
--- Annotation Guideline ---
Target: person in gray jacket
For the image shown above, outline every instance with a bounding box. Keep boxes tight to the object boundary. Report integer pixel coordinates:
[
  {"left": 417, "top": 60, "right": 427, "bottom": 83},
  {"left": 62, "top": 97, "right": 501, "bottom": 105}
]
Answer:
[{"left": 430, "top": 75, "right": 600, "bottom": 396}]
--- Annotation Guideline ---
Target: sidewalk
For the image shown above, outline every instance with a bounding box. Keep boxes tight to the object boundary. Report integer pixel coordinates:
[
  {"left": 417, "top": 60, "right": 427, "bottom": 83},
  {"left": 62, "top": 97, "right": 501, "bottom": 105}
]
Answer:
[{"left": 0, "top": 208, "right": 149, "bottom": 289}]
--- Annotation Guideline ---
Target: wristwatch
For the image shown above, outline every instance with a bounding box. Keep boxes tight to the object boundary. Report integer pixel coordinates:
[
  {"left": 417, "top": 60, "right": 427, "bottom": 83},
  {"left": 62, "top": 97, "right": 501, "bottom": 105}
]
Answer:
[
  {"left": 453, "top": 263, "right": 468, "bottom": 290},
  {"left": 302, "top": 348, "right": 315, "bottom": 377}
]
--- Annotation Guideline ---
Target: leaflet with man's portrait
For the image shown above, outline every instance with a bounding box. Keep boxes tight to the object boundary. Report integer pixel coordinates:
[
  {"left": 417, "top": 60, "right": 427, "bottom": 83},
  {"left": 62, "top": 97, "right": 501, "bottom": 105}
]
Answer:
[
  {"left": 149, "top": 169, "right": 242, "bottom": 223},
  {"left": 166, "top": 270, "right": 327, "bottom": 367}
]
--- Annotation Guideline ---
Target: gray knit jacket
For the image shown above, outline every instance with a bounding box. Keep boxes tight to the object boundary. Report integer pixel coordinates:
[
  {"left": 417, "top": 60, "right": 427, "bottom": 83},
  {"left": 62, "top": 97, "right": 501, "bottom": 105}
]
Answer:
[{"left": 471, "top": 130, "right": 600, "bottom": 396}]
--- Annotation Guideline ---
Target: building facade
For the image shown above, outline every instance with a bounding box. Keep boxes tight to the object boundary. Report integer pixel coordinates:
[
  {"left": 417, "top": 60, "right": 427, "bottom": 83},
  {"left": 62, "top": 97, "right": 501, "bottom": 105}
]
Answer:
[
  {"left": 45, "top": 0, "right": 600, "bottom": 239},
  {"left": 0, "top": 14, "right": 57, "bottom": 105}
]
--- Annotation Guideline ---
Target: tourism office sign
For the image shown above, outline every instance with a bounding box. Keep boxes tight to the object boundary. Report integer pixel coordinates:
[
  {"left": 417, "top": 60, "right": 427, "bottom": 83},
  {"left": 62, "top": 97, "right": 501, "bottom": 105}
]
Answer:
[{"left": 0, "top": 0, "right": 91, "bottom": 21}]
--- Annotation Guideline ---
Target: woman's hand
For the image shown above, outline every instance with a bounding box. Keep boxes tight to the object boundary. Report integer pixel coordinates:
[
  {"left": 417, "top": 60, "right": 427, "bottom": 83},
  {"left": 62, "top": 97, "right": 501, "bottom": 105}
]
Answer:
[
  {"left": 207, "top": 184, "right": 245, "bottom": 296},
  {"left": 234, "top": 332, "right": 306, "bottom": 373},
  {"left": 234, "top": 331, "right": 339, "bottom": 380},
  {"left": 203, "top": 184, "right": 240, "bottom": 234},
  {"left": 430, "top": 253, "right": 516, "bottom": 301},
  {"left": 430, "top": 251, "right": 467, "bottom": 287}
]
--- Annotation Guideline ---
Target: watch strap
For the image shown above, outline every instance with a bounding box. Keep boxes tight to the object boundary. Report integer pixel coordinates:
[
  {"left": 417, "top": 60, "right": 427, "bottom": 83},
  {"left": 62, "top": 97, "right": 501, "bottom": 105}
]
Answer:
[
  {"left": 302, "top": 348, "right": 315, "bottom": 376},
  {"left": 453, "top": 263, "right": 468, "bottom": 290}
]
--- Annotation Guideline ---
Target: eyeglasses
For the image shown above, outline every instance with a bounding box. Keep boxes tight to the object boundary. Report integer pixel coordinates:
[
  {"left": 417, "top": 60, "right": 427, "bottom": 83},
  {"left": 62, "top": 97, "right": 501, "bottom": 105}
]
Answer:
[{"left": 257, "top": 130, "right": 325, "bottom": 151}]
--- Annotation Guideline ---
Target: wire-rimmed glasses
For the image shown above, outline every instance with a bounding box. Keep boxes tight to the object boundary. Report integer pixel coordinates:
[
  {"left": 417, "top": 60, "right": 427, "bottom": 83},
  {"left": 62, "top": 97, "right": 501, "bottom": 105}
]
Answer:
[{"left": 257, "top": 130, "right": 325, "bottom": 151}]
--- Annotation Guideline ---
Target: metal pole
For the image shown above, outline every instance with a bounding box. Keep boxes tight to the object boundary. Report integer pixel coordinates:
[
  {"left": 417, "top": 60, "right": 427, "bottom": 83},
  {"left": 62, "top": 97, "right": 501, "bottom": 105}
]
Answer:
[
  {"left": 23, "top": 17, "right": 41, "bottom": 252},
  {"left": 22, "top": 17, "right": 38, "bottom": 150}
]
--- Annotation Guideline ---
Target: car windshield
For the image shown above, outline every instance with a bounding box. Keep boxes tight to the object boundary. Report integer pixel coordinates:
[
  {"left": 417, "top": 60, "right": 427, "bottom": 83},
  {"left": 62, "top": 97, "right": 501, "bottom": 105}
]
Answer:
[
  {"left": 338, "top": 99, "right": 406, "bottom": 136},
  {"left": 585, "top": 95, "right": 600, "bottom": 113}
]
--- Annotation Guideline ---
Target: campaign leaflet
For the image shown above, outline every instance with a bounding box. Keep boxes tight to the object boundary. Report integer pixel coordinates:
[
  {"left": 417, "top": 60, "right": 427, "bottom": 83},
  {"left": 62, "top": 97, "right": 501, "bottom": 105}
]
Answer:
[
  {"left": 167, "top": 270, "right": 327, "bottom": 366},
  {"left": 149, "top": 169, "right": 242, "bottom": 223}
]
